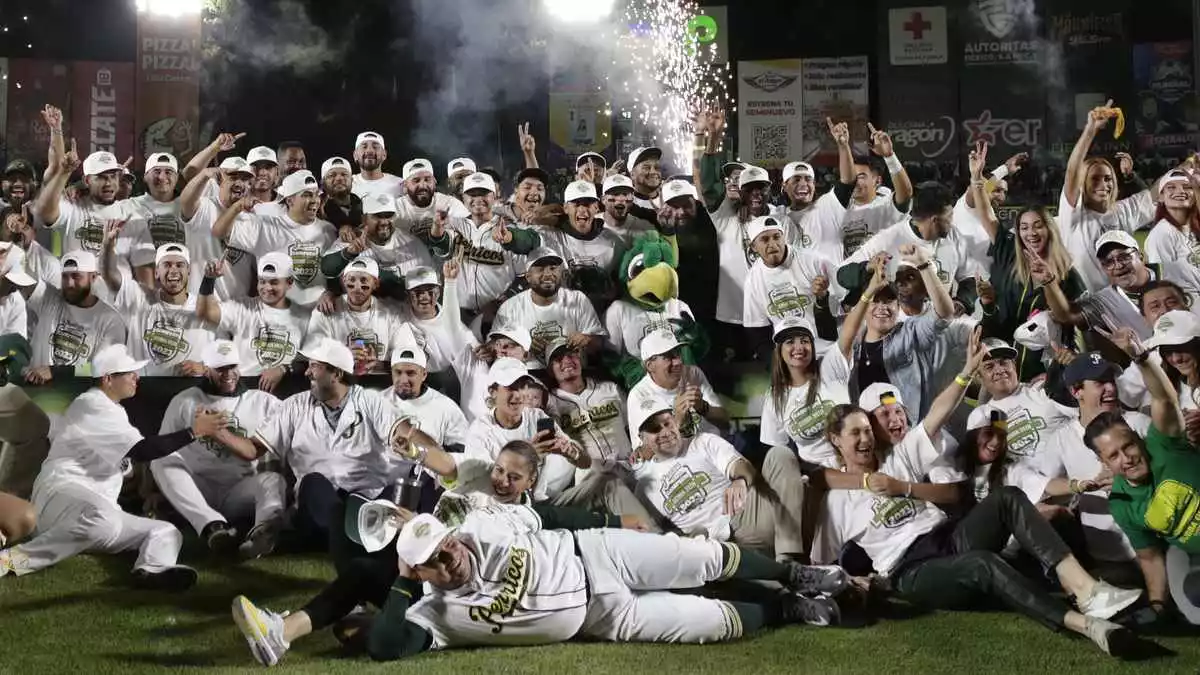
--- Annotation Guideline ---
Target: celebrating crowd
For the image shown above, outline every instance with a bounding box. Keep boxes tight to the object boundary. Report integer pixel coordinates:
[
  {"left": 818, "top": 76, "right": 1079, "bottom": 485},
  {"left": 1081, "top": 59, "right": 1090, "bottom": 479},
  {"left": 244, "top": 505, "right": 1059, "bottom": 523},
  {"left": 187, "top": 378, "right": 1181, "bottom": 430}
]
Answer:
[{"left": 0, "top": 97, "right": 1197, "bottom": 666}]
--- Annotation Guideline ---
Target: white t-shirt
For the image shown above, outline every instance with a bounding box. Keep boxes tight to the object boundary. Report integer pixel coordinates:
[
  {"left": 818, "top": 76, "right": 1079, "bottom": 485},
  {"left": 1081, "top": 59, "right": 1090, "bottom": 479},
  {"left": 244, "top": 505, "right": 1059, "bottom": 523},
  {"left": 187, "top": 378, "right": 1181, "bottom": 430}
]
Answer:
[
  {"left": 351, "top": 172, "right": 404, "bottom": 199},
  {"left": 632, "top": 432, "right": 743, "bottom": 540},
  {"left": 844, "top": 219, "right": 978, "bottom": 297},
  {"left": 1143, "top": 219, "right": 1200, "bottom": 268},
  {"left": 396, "top": 193, "right": 470, "bottom": 234},
  {"left": 442, "top": 216, "right": 527, "bottom": 312},
  {"left": 743, "top": 246, "right": 840, "bottom": 330},
  {"left": 531, "top": 226, "right": 627, "bottom": 303},
  {"left": 254, "top": 385, "right": 400, "bottom": 497},
  {"left": 400, "top": 282, "right": 478, "bottom": 373},
  {"left": 0, "top": 291, "right": 27, "bottom": 338},
  {"left": 26, "top": 282, "right": 126, "bottom": 368},
  {"left": 432, "top": 456, "right": 543, "bottom": 529},
  {"left": 44, "top": 197, "right": 155, "bottom": 291},
  {"left": 229, "top": 207, "right": 337, "bottom": 308},
  {"left": 34, "top": 388, "right": 142, "bottom": 503},
  {"left": 18, "top": 242, "right": 62, "bottom": 290},
  {"left": 1058, "top": 189, "right": 1154, "bottom": 292},
  {"left": 711, "top": 210, "right": 755, "bottom": 324},
  {"left": 759, "top": 352, "right": 851, "bottom": 465},
  {"left": 841, "top": 191, "right": 908, "bottom": 259},
  {"left": 328, "top": 229, "right": 436, "bottom": 280},
  {"left": 820, "top": 425, "right": 953, "bottom": 576},
  {"left": 381, "top": 385, "right": 469, "bottom": 450},
  {"left": 494, "top": 289, "right": 605, "bottom": 368},
  {"left": 951, "top": 193, "right": 995, "bottom": 271},
  {"left": 604, "top": 298, "right": 696, "bottom": 360},
  {"left": 770, "top": 190, "right": 847, "bottom": 264},
  {"left": 970, "top": 384, "right": 1080, "bottom": 477},
  {"left": 603, "top": 213, "right": 656, "bottom": 247},
  {"left": 217, "top": 298, "right": 309, "bottom": 376},
  {"left": 306, "top": 297, "right": 413, "bottom": 374},
  {"left": 463, "top": 408, "right": 577, "bottom": 502},
  {"left": 626, "top": 366, "right": 723, "bottom": 442},
  {"left": 186, "top": 197, "right": 256, "bottom": 300},
  {"left": 547, "top": 379, "right": 632, "bottom": 469},
  {"left": 114, "top": 285, "right": 215, "bottom": 376},
  {"left": 452, "top": 347, "right": 495, "bottom": 423},
  {"left": 158, "top": 386, "right": 281, "bottom": 482}
]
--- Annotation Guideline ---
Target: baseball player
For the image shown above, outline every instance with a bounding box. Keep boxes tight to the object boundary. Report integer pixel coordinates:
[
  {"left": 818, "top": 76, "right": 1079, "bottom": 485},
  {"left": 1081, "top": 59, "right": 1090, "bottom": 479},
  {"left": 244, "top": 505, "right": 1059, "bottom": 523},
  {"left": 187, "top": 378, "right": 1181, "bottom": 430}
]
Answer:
[
  {"left": 0, "top": 344, "right": 225, "bottom": 588},
  {"left": 232, "top": 506, "right": 848, "bottom": 666},
  {"left": 383, "top": 344, "right": 468, "bottom": 453},
  {"left": 150, "top": 340, "right": 286, "bottom": 559}
]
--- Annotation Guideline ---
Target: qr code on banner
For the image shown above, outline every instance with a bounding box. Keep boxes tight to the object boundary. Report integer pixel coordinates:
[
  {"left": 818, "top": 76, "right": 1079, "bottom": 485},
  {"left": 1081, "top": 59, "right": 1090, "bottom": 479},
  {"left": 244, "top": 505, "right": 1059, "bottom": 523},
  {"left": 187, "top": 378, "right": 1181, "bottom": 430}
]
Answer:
[{"left": 752, "top": 124, "right": 790, "bottom": 162}]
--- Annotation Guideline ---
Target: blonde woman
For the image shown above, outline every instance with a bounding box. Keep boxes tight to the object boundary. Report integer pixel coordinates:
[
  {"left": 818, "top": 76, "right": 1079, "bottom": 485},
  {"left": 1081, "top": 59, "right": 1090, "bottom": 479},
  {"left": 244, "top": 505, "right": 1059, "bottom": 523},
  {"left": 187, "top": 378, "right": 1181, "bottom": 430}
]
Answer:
[{"left": 969, "top": 141, "right": 1086, "bottom": 381}]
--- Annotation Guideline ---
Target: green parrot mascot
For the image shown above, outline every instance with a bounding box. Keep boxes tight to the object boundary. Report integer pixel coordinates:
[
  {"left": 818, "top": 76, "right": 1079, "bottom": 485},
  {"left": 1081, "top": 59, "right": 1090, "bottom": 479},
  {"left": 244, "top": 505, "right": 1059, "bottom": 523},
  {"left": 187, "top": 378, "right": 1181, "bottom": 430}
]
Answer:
[{"left": 604, "top": 231, "right": 709, "bottom": 390}]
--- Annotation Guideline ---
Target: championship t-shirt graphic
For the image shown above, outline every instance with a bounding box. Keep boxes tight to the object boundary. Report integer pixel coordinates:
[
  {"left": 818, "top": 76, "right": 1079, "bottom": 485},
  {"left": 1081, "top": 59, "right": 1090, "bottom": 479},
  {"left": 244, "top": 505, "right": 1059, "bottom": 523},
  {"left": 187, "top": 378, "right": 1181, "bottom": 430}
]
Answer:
[
  {"left": 766, "top": 284, "right": 811, "bottom": 320},
  {"left": 530, "top": 321, "right": 565, "bottom": 361},
  {"left": 787, "top": 397, "right": 834, "bottom": 441},
  {"left": 251, "top": 325, "right": 296, "bottom": 367},
  {"left": 143, "top": 316, "right": 191, "bottom": 363},
  {"left": 1002, "top": 409, "right": 1046, "bottom": 460},
  {"left": 871, "top": 495, "right": 921, "bottom": 529},
  {"left": 77, "top": 213, "right": 106, "bottom": 253},
  {"left": 202, "top": 414, "right": 249, "bottom": 458},
  {"left": 148, "top": 213, "right": 185, "bottom": 248},
  {"left": 289, "top": 242, "right": 321, "bottom": 286},
  {"left": 660, "top": 464, "right": 712, "bottom": 516},
  {"left": 50, "top": 319, "right": 91, "bottom": 365}
]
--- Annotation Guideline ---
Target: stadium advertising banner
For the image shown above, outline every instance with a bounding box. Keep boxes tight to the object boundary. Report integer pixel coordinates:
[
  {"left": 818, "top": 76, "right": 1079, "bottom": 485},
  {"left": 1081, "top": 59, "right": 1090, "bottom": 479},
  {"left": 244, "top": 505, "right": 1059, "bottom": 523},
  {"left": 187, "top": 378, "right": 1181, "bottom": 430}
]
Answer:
[
  {"left": 801, "top": 56, "right": 869, "bottom": 164},
  {"left": 737, "top": 59, "right": 804, "bottom": 170},
  {"left": 136, "top": 11, "right": 202, "bottom": 168},
  {"left": 71, "top": 62, "right": 136, "bottom": 164},
  {"left": 1132, "top": 42, "right": 1200, "bottom": 154},
  {"left": 4, "top": 60, "right": 72, "bottom": 164}
]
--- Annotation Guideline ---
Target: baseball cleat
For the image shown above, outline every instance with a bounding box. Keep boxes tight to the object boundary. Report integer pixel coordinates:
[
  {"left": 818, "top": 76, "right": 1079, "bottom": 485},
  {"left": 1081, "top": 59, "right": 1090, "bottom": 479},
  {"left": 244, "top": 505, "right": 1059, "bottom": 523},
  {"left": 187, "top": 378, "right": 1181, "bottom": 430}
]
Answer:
[
  {"left": 232, "top": 595, "right": 289, "bottom": 667},
  {"left": 784, "top": 561, "right": 849, "bottom": 597},
  {"left": 783, "top": 593, "right": 841, "bottom": 627}
]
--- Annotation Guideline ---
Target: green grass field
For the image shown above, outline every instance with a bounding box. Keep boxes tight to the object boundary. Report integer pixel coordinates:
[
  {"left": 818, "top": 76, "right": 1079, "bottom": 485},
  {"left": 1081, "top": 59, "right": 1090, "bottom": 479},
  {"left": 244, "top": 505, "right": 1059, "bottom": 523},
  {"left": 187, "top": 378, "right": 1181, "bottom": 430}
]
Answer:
[{"left": 1, "top": 551, "right": 1198, "bottom": 675}]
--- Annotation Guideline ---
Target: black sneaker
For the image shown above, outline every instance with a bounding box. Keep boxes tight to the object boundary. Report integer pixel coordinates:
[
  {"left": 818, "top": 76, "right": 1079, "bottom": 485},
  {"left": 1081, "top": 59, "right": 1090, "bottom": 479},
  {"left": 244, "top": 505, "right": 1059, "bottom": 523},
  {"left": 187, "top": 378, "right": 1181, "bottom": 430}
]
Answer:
[
  {"left": 238, "top": 523, "right": 280, "bottom": 561},
  {"left": 782, "top": 593, "right": 841, "bottom": 627},
  {"left": 203, "top": 521, "right": 239, "bottom": 555},
  {"left": 132, "top": 566, "right": 198, "bottom": 592},
  {"left": 784, "top": 561, "right": 850, "bottom": 597}
]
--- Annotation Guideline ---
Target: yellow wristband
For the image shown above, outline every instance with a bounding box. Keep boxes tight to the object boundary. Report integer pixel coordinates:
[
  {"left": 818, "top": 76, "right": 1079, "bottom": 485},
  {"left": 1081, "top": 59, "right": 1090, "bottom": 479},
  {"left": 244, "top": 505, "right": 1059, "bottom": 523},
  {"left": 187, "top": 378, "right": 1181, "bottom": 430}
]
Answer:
[
  {"left": 860, "top": 293, "right": 874, "bottom": 305},
  {"left": 954, "top": 374, "right": 972, "bottom": 388},
  {"left": 862, "top": 472, "right": 871, "bottom": 490}
]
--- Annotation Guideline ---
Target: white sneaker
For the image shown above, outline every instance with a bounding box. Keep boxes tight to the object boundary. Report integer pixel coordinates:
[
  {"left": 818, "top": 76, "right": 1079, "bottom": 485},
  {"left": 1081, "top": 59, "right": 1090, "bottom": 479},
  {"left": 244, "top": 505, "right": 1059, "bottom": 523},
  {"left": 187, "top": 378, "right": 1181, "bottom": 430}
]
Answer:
[
  {"left": 1085, "top": 617, "right": 1140, "bottom": 658},
  {"left": 1076, "top": 581, "right": 1142, "bottom": 620},
  {"left": 232, "top": 595, "right": 290, "bottom": 667}
]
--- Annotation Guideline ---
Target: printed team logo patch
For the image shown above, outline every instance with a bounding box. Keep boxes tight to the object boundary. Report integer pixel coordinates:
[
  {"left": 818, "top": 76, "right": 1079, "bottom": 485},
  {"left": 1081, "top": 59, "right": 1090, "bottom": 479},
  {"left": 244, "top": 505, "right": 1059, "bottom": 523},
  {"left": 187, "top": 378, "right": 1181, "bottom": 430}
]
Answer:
[
  {"left": 143, "top": 316, "right": 190, "bottom": 363},
  {"left": 149, "top": 214, "right": 185, "bottom": 247},
  {"left": 842, "top": 221, "right": 869, "bottom": 258},
  {"left": 588, "top": 401, "right": 620, "bottom": 424},
  {"left": 202, "top": 414, "right": 248, "bottom": 458},
  {"left": 77, "top": 215, "right": 106, "bottom": 252},
  {"left": 661, "top": 464, "right": 713, "bottom": 515},
  {"left": 767, "top": 284, "right": 811, "bottom": 320},
  {"left": 251, "top": 325, "right": 295, "bottom": 367},
  {"left": 50, "top": 320, "right": 91, "bottom": 365},
  {"left": 288, "top": 242, "right": 321, "bottom": 286},
  {"left": 222, "top": 244, "right": 247, "bottom": 265},
  {"left": 530, "top": 321, "right": 565, "bottom": 360},
  {"left": 1001, "top": 409, "right": 1046, "bottom": 459},
  {"left": 787, "top": 398, "right": 834, "bottom": 441},
  {"left": 871, "top": 495, "right": 921, "bottom": 529}
]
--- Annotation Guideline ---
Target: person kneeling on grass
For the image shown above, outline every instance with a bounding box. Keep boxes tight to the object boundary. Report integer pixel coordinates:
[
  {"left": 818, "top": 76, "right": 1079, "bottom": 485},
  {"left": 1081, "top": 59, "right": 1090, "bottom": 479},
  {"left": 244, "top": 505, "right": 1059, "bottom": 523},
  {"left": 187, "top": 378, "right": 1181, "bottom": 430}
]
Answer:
[
  {"left": 0, "top": 345, "right": 227, "bottom": 589},
  {"left": 1085, "top": 324, "right": 1200, "bottom": 626}
]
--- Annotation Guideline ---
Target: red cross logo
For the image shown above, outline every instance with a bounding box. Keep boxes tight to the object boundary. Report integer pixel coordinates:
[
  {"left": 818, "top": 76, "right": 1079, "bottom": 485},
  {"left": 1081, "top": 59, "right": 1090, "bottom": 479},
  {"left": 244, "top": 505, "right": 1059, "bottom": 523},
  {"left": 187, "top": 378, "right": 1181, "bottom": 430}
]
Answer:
[{"left": 904, "top": 11, "right": 932, "bottom": 40}]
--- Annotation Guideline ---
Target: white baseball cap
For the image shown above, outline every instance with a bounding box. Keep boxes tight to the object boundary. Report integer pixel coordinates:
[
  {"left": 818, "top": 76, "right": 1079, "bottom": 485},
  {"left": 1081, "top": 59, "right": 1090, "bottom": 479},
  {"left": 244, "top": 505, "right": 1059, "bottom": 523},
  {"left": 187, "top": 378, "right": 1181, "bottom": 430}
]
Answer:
[
  {"left": 738, "top": 165, "right": 771, "bottom": 188},
  {"left": 858, "top": 382, "right": 905, "bottom": 413},
  {"left": 772, "top": 315, "right": 817, "bottom": 344},
  {"left": 355, "top": 131, "right": 386, "bottom": 150},
  {"left": 488, "top": 324, "right": 532, "bottom": 351},
  {"left": 746, "top": 216, "right": 785, "bottom": 244},
  {"left": 144, "top": 152, "right": 178, "bottom": 176},
  {"left": 489, "top": 356, "right": 531, "bottom": 387},
  {"left": 525, "top": 246, "right": 565, "bottom": 272},
  {"left": 362, "top": 192, "right": 397, "bottom": 215},
  {"left": 1095, "top": 230, "right": 1140, "bottom": 257},
  {"left": 967, "top": 407, "right": 1007, "bottom": 432},
  {"left": 447, "top": 157, "right": 476, "bottom": 176},
  {"left": 402, "top": 159, "right": 435, "bottom": 181},
  {"left": 722, "top": 162, "right": 746, "bottom": 179},
  {"left": 277, "top": 170, "right": 319, "bottom": 199},
  {"left": 543, "top": 337, "right": 573, "bottom": 364},
  {"left": 461, "top": 172, "right": 497, "bottom": 194},
  {"left": 662, "top": 179, "right": 697, "bottom": 203},
  {"left": 391, "top": 344, "right": 428, "bottom": 370},
  {"left": 321, "top": 156, "right": 352, "bottom": 178},
  {"left": 0, "top": 243, "right": 36, "bottom": 287},
  {"left": 395, "top": 513, "right": 454, "bottom": 566},
  {"left": 602, "top": 174, "right": 634, "bottom": 194},
  {"left": 404, "top": 266, "right": 440, "bottom": 289},
  {"left": 576, "top": 151, "right": 607, "bottom": 169},
  {"left": 981, "top": 337, "right": 1018, "bottom": 361},
  {"left": 628, "top": 146, "right": 663, "bottom": 170},
  {"left": 629, "top": 395, "right": 675, "bottom": 436},
  {"left": 246, "top": 146, "right": 278, "bottom": 166},
  {"left": 83, "top": 151, "right": 122, "bottom": 177},
  {"left": 640, "top": 328, "right": 683, "bottom": 361},
  {"left": 257, "top": 251, "right": 293, "bottom": 279},
  {"left": 1013, "top": 311, "right": 1053, "bottom": 351},
  {"left": 300, "top": 337, "right": 355, "bottom": 374},
  {"left": 92, "top": 344, "right": 148, "bottom": 377},
  {"left": 783, "top": 161, "right": 815, "bottom": 182},
  {"left": 345, "top": 494, "right": 403, "bottom": 553},
  {"left": 1146, "top": 310, "right": 1200, "bottom": 351},
  {"left": 564, "top": 180, "right": 599, "bottom": 203},
  {"left": 61, "top": 250, "right": 99, "bottom": 274},
  {"left": 341, "top": 257, "right": 380, "bottom": 280},
  {"left": 218, "top": 156, "right": 253, "bottom": 175},
  {"left": 202, "top": 340, "right": 241, "bottom": 369},
  {"left": 154, "top": 243, "right": 190, "bottom": 266}
]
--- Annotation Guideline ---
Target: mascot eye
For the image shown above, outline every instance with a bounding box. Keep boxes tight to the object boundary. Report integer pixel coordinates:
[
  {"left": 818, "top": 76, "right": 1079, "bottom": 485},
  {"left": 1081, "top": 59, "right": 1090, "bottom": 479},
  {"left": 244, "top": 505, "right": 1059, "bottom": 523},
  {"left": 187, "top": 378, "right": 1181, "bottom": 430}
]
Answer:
[{"left": 626, "top": 253, "right": 646, "bottom": 280}]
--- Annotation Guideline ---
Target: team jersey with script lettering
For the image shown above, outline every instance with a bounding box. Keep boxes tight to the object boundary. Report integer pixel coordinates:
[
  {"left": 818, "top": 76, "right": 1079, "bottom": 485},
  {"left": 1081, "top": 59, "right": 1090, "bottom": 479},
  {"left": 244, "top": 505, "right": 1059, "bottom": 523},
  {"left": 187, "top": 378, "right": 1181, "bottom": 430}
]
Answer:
[
  {"left": 405, "top": 513, "right": 589, "bottom": 649},
  {"left": 547, "top": 379, "right": 632, "bottom": 468},
  {"left": 631, "top": 432, "right": 743, "bottom": 541},
  {"left": 441, "top": 216, "right": 527, "bottom": 311}
]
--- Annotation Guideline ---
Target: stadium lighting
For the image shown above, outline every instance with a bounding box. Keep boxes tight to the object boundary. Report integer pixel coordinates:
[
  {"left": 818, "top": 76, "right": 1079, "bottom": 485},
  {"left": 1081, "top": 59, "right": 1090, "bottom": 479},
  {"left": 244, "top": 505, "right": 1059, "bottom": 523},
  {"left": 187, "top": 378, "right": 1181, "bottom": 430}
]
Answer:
[
  {"left": 542, "top": 0, "right": 615, "bottom": 25},
  {"left": 136, "top": 0, "right": 203, "bottom": 17}
]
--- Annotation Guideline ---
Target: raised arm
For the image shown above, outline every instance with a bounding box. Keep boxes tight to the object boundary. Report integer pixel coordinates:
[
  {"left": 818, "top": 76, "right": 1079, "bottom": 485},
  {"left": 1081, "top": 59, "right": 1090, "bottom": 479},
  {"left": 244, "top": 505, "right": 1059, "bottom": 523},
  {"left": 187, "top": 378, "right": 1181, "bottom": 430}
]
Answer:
[
  {"left": 920, "top": 327, "right": 985, "bottom": 439},
  {"left": 869, "top": 123, "right": 911, "bottom": 208},
  {"left": 900, "top": 243, "right": 954, "bottom": 319},
  {"left": 968, "top": 140, "right": 1000, "bottom": 242},
  {"left": 99, "top": 220, "right": 128, "bottom": 294},
  {"left": 837, "top": 253, "right": 890, "bottom": 359},
  {"left": 517, "top": 122, "right": 539, "bottom": 169},
  {"left": 1103, "top": 324, "right": 1184, "bottom": 436},
  {"left": 1065, "top": 100, "right": 1112, "bottom": 207},
  {"left": 34, "top": 108, "right": 75, "bottom": 227},
  {"left": 212, "top": 196, "right": 254, "bottom": 240},
  {"left": 183, "top": 132, "right": 244, "bottom": 183},
  {"left": 196, "top": 259, "right": 226, "bottom": 326},
  {"left": 180, "top": 166, "right": 220, "bottom": 222}
]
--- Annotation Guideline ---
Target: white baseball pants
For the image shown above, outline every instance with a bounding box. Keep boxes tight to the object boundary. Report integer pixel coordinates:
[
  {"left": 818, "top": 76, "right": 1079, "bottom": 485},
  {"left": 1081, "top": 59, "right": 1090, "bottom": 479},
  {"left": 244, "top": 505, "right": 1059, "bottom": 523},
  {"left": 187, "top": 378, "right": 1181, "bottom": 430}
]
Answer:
[{"left": 150, "top": 454, "right": 286, "bottom": 536}]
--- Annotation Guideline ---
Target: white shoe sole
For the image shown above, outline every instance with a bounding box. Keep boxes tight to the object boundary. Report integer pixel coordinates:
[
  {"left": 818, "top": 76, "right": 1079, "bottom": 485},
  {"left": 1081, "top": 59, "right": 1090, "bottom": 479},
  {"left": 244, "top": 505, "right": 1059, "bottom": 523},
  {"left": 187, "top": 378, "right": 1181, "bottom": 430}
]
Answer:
[{"left": 231, "top": 596, "right": 280, "bottom": 667}]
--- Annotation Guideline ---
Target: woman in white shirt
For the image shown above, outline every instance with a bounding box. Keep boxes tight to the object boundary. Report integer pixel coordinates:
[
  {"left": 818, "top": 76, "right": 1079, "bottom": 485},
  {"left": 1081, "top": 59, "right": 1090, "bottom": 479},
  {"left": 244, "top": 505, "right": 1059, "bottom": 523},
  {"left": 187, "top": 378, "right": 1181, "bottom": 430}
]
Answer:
[
  {"left": 1143, "top": 169, "right": 1200, "bottom": 268},
  {"left": 1146, "top": 309, "right": 1200, "bottom": 412},
  {"left": 760, "top": 316, "right": 850, "bottom": 467}
]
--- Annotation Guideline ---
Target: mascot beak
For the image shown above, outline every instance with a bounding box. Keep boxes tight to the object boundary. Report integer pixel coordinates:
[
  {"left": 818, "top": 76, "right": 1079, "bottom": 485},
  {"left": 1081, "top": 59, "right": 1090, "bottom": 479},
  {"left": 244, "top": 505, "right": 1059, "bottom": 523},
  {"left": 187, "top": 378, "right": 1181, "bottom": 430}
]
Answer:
[{"left": 628, "top": 263, "right": 678, "bottom": 308}]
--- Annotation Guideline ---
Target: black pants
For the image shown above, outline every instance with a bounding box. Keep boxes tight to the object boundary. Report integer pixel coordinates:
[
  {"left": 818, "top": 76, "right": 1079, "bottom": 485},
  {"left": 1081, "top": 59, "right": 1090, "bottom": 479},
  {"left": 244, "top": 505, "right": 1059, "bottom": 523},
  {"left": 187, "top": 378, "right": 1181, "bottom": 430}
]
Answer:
[
  {"left": 893, "top": 486, "right": 1074, "bottom": 630},
  {"left": 302, "top": 497, "right": 399, "bottom": 630},
  {"left": 294, "top": 474, "right": 342, "bottom": 548}
]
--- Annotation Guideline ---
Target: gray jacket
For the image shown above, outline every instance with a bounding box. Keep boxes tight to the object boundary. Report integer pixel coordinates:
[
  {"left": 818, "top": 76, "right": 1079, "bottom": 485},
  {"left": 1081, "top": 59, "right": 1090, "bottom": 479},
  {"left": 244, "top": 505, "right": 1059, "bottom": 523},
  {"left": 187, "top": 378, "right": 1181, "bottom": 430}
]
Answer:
[{"left": 849, "top": 312, "right": 951, "bottom": 421}]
